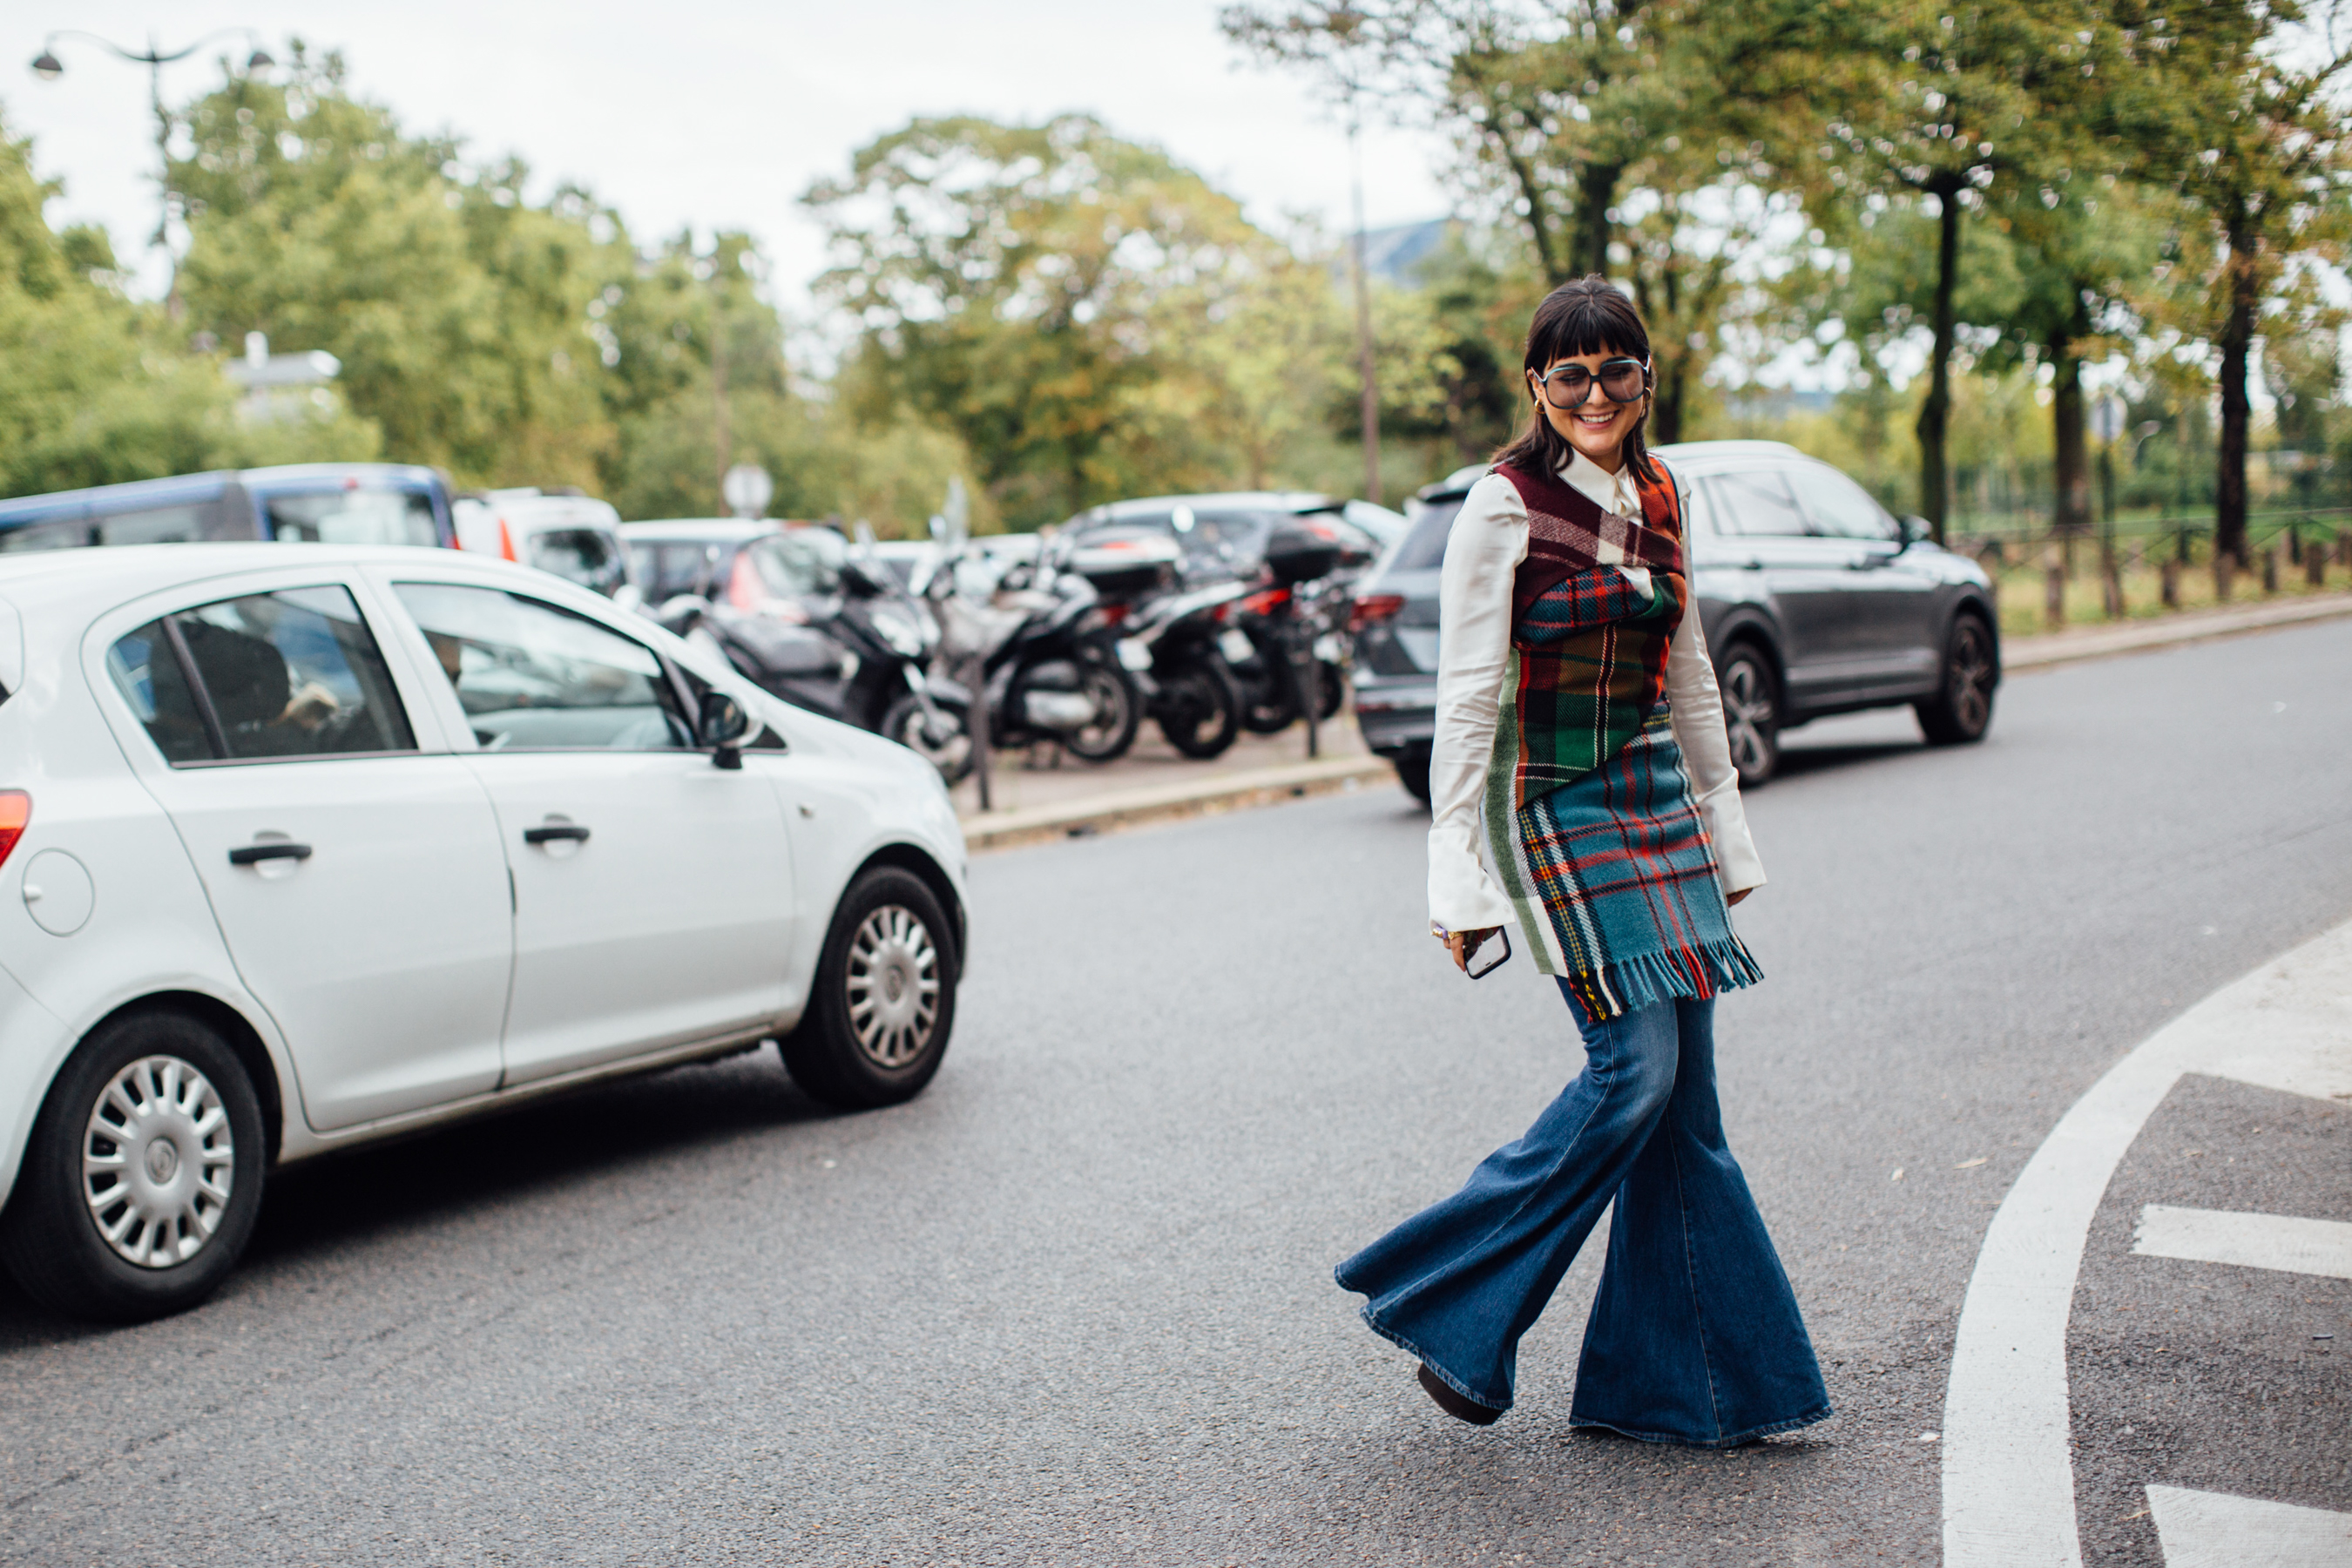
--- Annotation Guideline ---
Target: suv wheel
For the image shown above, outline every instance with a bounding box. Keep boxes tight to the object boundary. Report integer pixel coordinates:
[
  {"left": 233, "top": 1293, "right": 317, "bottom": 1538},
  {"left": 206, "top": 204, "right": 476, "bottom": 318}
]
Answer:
[
  {"left": 0, "top": 1010, "right": 267, "bottom": 1322},
  {"left": 1715, "top": 642, "right": 1781, "bottom": 788},
  {"left": 1393, "top": 747, "right": 1432, "bottom": 808},
  {"left": 781, "top": 867, "right": 959, "bottom": 1109},
  {"left": 1916, "top": 613, "right": 1997, "bottom": 746}
]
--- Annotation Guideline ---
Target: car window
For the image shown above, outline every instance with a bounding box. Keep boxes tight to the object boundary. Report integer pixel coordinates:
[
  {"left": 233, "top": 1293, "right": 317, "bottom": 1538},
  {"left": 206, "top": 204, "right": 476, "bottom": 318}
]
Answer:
[
  {"left": 1706, "top": 470, "right": 1813, "bottom": 537},
  {"left": 0, "top": 519, "right": 91, "bottom": 552},
  {"left": 393, "top": 582, "right": 692, "bottom": 751},
  {"left": 636, "top": 541, "right": 722, "bottom": 601},
  {"left": 263, "top": 488, "right": 439, "bottom": 547},
  {"left": 1176, "top": 509, "right": 1275, "bottom": 564},
  {"left": 95, "top": 501, "right": 217, "bottom": 546},
  {"left": 527, "top": 528, "right": 628, "bottom": 596},
  {"left": 1795, "top": 465, "right": 1899, "bottom": 540},
  {"left": 746, "top": 530, "right": 845, "bottom": 597},
  {"left": 1389, "top": 495, "right": 1465, "bottom": 571},
  {"left": 1676, "top": 476, "right": 1720, "bottom": 537},
  {"left": 106, "top": 585, "right": 418, "bottom": 765}
]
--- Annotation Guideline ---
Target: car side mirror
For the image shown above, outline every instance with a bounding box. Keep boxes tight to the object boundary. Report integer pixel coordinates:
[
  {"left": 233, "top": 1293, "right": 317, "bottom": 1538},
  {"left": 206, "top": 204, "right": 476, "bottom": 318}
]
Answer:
[{"left": 699, "top": 688, "right": 753, "bottom": 769}]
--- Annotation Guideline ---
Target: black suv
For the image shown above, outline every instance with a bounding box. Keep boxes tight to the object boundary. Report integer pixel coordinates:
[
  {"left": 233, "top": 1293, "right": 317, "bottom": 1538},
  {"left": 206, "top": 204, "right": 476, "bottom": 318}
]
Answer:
[{"left": 1350, "top": 439, "right": 2001, "bottom": 800}]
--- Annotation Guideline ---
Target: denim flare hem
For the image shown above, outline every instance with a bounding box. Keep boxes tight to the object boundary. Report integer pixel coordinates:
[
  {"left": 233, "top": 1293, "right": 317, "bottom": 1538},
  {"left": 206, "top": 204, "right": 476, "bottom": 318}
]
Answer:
[
  {"left": 1567, "top": 1401, "right": 1834, "bottom": 1450},
  {"left": 1335, "top": 1281, "right": 1511, "bottom": 1414},
  {"left": 1334, "top": 990, "right": 1829, "bottom": 1441}
]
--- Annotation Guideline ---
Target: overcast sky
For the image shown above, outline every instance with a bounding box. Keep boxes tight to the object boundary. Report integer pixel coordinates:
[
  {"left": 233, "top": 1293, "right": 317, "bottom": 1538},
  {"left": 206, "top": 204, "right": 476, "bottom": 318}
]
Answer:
[{"left": 3, "top": 0, "right": 1455, "bottom": 321}]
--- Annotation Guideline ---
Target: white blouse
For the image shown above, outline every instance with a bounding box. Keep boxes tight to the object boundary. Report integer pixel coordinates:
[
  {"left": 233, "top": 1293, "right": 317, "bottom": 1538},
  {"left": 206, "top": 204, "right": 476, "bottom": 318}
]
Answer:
[{"left": 1426, "top": 449, "right": 1767, "bottom": 936}]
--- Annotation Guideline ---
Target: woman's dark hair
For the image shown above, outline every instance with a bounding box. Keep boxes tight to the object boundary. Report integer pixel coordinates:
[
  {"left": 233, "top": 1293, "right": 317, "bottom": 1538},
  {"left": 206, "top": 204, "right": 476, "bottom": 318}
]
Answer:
[{"left": 1492, "top": 275, "right": 1659, "bottom": 484}]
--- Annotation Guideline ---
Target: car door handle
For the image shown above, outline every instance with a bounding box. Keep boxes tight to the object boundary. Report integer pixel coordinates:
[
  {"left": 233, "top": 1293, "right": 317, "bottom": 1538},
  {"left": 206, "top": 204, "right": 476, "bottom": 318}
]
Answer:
[
  {"left": 228, "top": 842, "right": 313, "bottom": 866},
  {"left": 523, "top": 824, "right": 591, "bottom": 845}
]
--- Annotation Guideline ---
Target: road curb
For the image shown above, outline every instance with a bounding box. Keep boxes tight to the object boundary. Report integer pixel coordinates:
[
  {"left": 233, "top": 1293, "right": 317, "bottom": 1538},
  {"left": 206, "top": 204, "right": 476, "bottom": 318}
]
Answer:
[
  {"left": 2004, "top": 590, "right": 2352, "bottom": 672},
  {"left": 962, "top": 753, "right": 1397, "bottom": 852}
]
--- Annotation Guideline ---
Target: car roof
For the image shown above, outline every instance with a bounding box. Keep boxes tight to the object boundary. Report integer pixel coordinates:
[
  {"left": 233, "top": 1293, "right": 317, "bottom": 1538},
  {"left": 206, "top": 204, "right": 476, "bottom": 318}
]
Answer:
[
  {"left": 1087, "top": 491, "right": 1342, "bottom": 519},
  {"left": 0, "top": 541, "right": 595, "bottom": 608},
  {"left": 1649, "top": 439, "right": 1813, "bottom": 471},
  {"left": 617, "top": 518, "right": 784, "bottom": 542}
]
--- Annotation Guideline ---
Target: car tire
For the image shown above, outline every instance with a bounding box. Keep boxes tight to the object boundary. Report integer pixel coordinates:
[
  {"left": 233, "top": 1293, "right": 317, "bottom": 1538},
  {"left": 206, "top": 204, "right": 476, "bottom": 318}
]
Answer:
[
  {"left": 1916, "top": 612, "right": 1997, "bottom": 747},
  {"left": 1155, "top": 663, "right": 1241, "bottom": 760},
  {"left": 1393, "top": 747, "right": 1432, "bottom": 808},
  {"left": 0, "top": 1009, "right": 267, "bottom": 1323},
  {"left": 1715, "top": 641, "right": 1781, "bottom": 788},
  {"left": 781, "top": 867, "right": 959, "bottom": 1110}
]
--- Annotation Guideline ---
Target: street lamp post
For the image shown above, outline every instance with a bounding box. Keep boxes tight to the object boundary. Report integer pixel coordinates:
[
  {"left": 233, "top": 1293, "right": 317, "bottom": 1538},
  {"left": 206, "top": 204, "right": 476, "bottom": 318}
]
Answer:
[{"left": 30, "top": 29, "right": 274, "bottom": 306}]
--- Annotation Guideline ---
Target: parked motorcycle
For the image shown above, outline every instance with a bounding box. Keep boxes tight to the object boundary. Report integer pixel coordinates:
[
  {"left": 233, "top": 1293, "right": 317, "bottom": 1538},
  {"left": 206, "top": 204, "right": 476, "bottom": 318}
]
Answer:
[
  {"left": 654, "top": 552, "right": 976, "bottom": 784},
  {"left": 1065, "top": 529, "right": 1248, "bottom": 760},
  {"left": 1223, "top": 520, "right": 1352, "bottom": 734},
  {"left": 931, "top": 534, "right": 1143, "bottom": 764}
]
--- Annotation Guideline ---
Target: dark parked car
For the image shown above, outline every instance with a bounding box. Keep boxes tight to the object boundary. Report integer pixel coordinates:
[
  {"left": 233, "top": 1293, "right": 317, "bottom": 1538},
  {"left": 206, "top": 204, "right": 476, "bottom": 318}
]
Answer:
[
  {"left": 1351, "top": 439, "right": 2001, "bottom": 801},
  {"left": 0, "top": 463, "right": 456, "bottom": 553}
]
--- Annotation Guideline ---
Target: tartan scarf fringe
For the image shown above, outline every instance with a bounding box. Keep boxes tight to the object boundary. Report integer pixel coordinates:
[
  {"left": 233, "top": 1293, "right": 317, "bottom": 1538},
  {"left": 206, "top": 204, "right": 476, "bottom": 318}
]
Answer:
[{"left": 1558, "top": 932, "right": 1765, "bottom": 1022}]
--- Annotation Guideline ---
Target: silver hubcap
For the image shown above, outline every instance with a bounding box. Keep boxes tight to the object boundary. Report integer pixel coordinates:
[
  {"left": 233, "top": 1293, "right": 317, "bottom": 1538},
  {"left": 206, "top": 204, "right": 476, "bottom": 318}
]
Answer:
[
  {"left": 83, "top": 1056, "right": 234, "bottom": 1268},
  {"left": 845, "top": 905, "right": 941, "bottom": 1070},
  {"left": 1949, "top": 624, "right": 1994, "bottom": 733},
  {"left": 1721, "top": 657, "right": 1775, "bottom": 776}
]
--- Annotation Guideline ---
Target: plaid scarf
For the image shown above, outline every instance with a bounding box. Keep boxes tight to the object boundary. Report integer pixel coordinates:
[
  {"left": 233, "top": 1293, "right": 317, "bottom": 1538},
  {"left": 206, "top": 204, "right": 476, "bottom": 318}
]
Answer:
[{"left": 1478, "top": 459, "right": 1761, "bottom": 1018}]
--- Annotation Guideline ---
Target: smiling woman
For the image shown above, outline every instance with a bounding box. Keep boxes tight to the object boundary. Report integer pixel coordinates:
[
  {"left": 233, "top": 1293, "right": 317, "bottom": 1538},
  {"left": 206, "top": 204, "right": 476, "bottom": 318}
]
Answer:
[{"left": 1333, "top": 276, "right": 1831, "bottom": 1447}]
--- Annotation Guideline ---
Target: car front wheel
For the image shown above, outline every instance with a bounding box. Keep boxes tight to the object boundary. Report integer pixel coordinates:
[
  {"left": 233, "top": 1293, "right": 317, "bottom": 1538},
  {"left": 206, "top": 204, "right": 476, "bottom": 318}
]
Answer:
[
  {"left": 781, "top": 867, "right": 959, "bottom": 1109},
  {"left": 1715, "top": 642, "right": 1781, "bottom": 788},
  {"left": 0, "top": 1009, "right": 267, "bottom": 1322},
  {"left": 1916, "top": 612, "right": 1997, "bottom": 746}
]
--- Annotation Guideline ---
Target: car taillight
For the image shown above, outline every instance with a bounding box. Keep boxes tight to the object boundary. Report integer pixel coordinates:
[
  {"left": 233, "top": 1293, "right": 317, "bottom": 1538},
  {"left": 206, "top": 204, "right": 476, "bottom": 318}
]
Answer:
[
  {"left": 1239, "top": 587, "right": 1289, "bottom": 618},
  {"left": 1350, "top": 593, "right": 1405, "bottom": 632},
  {"left": 0, "top": 792, "right": 27, "bottom": 871}
]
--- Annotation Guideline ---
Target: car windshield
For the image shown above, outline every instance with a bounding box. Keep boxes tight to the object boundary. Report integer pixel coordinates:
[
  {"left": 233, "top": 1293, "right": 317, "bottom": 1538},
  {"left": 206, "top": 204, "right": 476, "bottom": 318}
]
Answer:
[
  {"left": 746, "top": 530, "right": 846, "bottom": 597},
  {"left": 527, "top": 528, "right": 629, "bottom": 596},
  {"left": 262, "top": 487, "right": 439, "bottom": 547},
  {"left": 1389, "top": 494, "right": 1464, "bottom": 572}
]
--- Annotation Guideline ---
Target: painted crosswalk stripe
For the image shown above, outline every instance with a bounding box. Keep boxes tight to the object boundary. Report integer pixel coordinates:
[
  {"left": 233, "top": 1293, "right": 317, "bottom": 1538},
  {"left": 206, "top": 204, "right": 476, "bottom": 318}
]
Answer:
[
  {"left": 2146, "top": 1484, "right": 2352, "bottom": 1566},
  {"left": 2133, "top": 1206, "right": 2352, "bottom": 1281}
]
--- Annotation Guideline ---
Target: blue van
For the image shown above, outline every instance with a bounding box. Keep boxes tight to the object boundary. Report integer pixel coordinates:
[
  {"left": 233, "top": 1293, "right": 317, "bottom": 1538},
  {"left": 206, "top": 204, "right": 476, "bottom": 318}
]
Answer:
[{"left": 0, "top": 463, "right": 456, "bottom": 554}]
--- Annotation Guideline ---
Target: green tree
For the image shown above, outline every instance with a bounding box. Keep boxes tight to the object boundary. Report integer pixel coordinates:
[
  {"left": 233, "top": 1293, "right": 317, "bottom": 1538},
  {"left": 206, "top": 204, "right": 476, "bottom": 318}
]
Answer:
[
  {"left": 1713, "top": 0, "right": 2099, "bottom": 540},
  {"left": 0, "top": 106, "right": 236, "bottom": 497},
  {"left": 2102, "top": 0, "right": 2352, "bottom": 564},
  {"left": 806, "top": 114, "right": 1297, "bottom": 525}
]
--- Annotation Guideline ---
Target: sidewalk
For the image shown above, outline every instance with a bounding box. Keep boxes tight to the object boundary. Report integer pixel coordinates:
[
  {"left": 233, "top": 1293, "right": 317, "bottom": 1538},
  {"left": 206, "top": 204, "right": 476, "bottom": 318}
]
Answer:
[{"left": 955, "top": 587, "right": 2352, "bottom": 850}]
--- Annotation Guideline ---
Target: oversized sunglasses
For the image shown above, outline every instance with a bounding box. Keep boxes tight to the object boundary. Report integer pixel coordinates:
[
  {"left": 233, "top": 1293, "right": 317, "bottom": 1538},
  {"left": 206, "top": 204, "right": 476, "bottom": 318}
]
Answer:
[{"left": 1531, "top": 357, "right": 1650, "bottom": 409}]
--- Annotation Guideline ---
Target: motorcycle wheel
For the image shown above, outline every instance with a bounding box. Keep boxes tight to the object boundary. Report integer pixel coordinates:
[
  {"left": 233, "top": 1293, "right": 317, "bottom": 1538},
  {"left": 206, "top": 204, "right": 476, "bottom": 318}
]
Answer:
[
  {"left": 1062, "top": 663, "right": 1141, "bottom": 763},
  {"left": 880, "top": 693, "right": 975, "bottom": 787},
  {"left": 1155, "top": 662, "right": 1242, "bottom": 760},
  {"left": 1316, "top": 659, "right": 1346, "bottom": 721},
  {"left": 1236, "top": 654, "right": 1295, "bottom": 734}
]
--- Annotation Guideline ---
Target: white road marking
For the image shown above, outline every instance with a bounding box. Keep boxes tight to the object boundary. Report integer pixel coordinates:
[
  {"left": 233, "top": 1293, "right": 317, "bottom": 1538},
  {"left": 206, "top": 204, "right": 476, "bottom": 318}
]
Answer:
[
  {"left": 2146, "top": 1484, "right": 2352, "bottom": 1566},
  {"left": 1941, "top": 919, "right": 2352, "bottom": 1568},
  {"left": 2133, "top": 1206, "right": 2352, "bottom": 1281}
]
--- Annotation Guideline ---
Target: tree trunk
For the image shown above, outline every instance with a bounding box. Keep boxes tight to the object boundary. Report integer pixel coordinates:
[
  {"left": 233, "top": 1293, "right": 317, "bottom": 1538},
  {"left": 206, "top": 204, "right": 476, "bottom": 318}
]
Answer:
[
  {"left": 1571, "top": 163, "right": 1621, "bottom": 278},
  {"left": 2050, "top": 328, "right": 2091, "bottom": 539},
  {"left": 2214, "top": 222, "right": 2257, "bottom": 565},
  {"left": 1913, "top": 186, "right": 1962, "bottom": 544},
  {"left": 1498, "top": 139, "right": 1565, "bottom": 287},
  {"left": 1655, "top": 360, "right": 1686, "bottom": 444}
]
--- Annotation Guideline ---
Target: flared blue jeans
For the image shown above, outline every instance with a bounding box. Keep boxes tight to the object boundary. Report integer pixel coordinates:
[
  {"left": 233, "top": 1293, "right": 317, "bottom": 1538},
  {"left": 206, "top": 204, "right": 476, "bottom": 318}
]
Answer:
[{"left": 1335, "top": 987, "right": 1830, "bottom": 1445}]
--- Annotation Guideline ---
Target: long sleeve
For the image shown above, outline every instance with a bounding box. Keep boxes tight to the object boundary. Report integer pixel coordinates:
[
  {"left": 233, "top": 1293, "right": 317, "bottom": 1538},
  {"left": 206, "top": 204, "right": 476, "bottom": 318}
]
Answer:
[
  {"left": 1664, "top": 605, "right": 1766, "bottom": 896},
  {"left": 1426, "top": 473, "right": 1528, "bottom": 935}
]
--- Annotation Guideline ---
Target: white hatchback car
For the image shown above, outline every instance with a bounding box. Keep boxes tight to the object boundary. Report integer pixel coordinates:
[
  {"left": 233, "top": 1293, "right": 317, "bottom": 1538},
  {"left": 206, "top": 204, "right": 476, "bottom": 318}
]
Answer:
[{"left": 0, "top": 544, "right": 969, "bottom": 1322}]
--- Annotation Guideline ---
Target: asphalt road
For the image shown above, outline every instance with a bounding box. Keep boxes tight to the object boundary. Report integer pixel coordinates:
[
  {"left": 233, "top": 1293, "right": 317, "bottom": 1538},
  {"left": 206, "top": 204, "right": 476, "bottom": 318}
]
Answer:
[{"left": 3, "top": 621, "right": 2348, "bottom": 1566}]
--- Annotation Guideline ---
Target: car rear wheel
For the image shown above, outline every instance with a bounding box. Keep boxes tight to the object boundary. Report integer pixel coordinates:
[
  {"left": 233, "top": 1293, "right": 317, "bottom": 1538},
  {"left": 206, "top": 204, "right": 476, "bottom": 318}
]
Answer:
[
  {"left": 781, "top": 867, "right": 958, "bottom": 1109},
  {"left": 1392, "top": 747, "right": 1432, "bottom": 807},
  {"left": 1916, "top": 612, "right": 1997, "bottom": 746},
  {"left": 0, "top": 1010, "right": 267, "bottom": 1322},
  {"left": 1715, "top": 642, "right": 1781, "bottom": 788}
]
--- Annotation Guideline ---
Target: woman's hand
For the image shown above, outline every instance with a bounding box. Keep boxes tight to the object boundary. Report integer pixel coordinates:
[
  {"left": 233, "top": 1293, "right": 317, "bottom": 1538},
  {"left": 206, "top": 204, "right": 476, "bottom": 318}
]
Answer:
[
  {"left": 1727, "top": 889, "right": 1753, "bottom": 907},
  {"left": 1443, "top": 927, "right": 1504, "bottom": 972}
]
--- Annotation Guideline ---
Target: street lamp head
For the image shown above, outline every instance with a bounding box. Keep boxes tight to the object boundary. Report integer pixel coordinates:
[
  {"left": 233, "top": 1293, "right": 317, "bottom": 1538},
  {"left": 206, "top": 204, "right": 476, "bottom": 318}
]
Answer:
[
  {"left": 245, "top": 45, "right": 274, "bottom": 72},
  {"left": 30, "top": 50, "right": 63, "bottom": 81}
]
